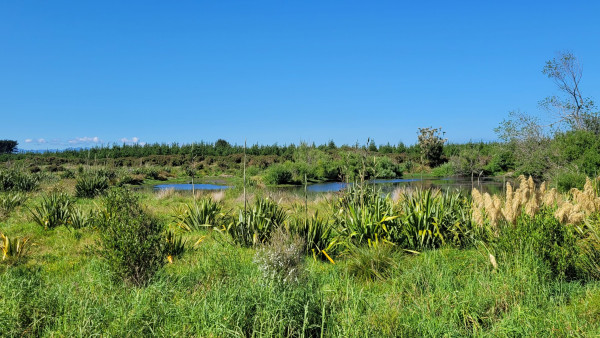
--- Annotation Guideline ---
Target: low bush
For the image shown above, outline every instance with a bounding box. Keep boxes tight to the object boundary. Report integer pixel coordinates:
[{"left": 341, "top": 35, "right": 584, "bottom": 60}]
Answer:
[
  {"left": 29, "top": 192, "right": 73, "bottom": 229},
  {"left": 554, "top": 169, "right": 587, "bottom": 192},
  {"left": 75, "top": 172, "right": 109, "bottom": 198},
  {"left": 0, "top": 169, "right": 39, "bottom": 192},
  {"left": 97, "top": 188, "right": 166, "bottom": 286},
  {"left": 0, "top": 192, "right": 27, "bottom": 219},
  {"left": 288, "top": 212, "right": 336, "bottom": 260},
  {"left": 226, "top": 197, "right": 287, "bottom": 247},
  {"left": 254, "top": 227, "right": 306, "bottom": 284},
  {"left": 264, "top": 164, "right": 294, "bottom": 185},
  {"left": 177, "top": 198, "right": 223, "bottom": 231}
]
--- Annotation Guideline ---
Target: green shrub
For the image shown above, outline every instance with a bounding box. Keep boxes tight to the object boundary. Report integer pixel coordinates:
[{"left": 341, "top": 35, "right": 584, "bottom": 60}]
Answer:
[
  {"left": 75, "top": 172, "right": 109, "bottom": 198},
  {"left": 69, "top": 206, "right": 92, "bottom": 229},
  {"left": 177, "top": 198, "right": 223, "bottom": 231},
  {"left": 392, "top": 188, "right": 474, "bottom": 250},
  {"left": 494, "top": 208, "right": 580, "bottom": 280},
  {"left": 0, "top": 233, "right": 31, "bottom": 264},
  {"left": 373, "top": 156, "right": 402, "bottom": 178},
  {"left": 59, "top": 170, "right": 75, "bottom": 179},
  {"left": 332, "top": 185, "right": 396, "bottom": 247},
  {"left": 0, "top": 169, "right": 39, "bottom": 192},
  {"left": 225, "top": 197, "right": 287, "bottom": 247},
  {"left": 97, "top": 188, "right": 166, "bottom": 286},
  {"left": 430, "top": 162, "right": 455, "bottom": 177},
  {"left": 29, "top": 192, "right": 73, "bottom": 229},
  {"left": 554, "top": 170, "right": 587, "bottom": 192},
  {"left": 264, "top": 164, "right": 294, "bottom": 185},
  {"left": 288, "top": 212, "right": 336, "bottom": 260}
]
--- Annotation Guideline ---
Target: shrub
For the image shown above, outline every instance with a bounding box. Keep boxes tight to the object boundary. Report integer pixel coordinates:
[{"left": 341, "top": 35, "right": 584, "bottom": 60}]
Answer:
[
  {"left": 554, "top": 170, "right": 586, "bottom": 192},
  {"left": 288, "top": 212, "right": 336, "bottom": 260},
  {"left": 29, "top": 192, "right": 73, "bottom": 229},
  {"left": 393, "top": 188, "right": 474, "bottom": 250},
  {"left": 431, "top": 162, "right": 455, "bottom": 177},
  {"left": 97, "top": 188, "right": 166, "bottom": 286},
  {"left": 264, "top": 164, "right": 294, "bottom": 185},
  {"left": 225, "top": 197, "right": 287, "bottom": 247},
  {"left": 494, "top": 208, "right": 580, "bottom": 280},
  {"left": 254, "top": 227, "right": 306, "bottom": 284},
  {"left": 59, "top": 170, "right": 75, "bottom": 179},
  {"left": 332, "top": 184, "right": 397, "bottom": 247},
  {"left": 69, "top": 206, "right": 92, "bottom": 229},
  {"left": 0, "top": 169, "right": 39, "bottom": 192},
  {"left": 75, "top": 172, "right": 109, "bottom": 198},
  {"left": 177, "top": 198, "right": 223, "bottom": 231}
]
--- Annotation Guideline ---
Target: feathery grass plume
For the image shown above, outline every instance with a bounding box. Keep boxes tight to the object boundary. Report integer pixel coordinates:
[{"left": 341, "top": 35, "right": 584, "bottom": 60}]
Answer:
[
  {"left": 542, "top": 187, "right": 560, "bottom": 207},
  {"left": 553, "top": 176, "right": 600, "bottom": 225}
]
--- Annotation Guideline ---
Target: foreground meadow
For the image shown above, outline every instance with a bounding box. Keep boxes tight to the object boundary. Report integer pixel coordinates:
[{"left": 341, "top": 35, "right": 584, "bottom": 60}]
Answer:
[{"left": 1, "top": 168, "right": 600, "bottom": 336}]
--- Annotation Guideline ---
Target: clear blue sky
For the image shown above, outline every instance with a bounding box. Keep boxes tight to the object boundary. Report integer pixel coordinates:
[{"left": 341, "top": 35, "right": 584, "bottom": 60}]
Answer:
[{"left": 2, "top": 1, "right": 600, "bottom": 150}]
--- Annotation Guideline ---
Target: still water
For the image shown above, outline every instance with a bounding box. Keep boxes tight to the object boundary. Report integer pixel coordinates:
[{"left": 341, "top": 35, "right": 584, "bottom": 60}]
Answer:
[{"left": 154, "top": 177, "right": 504, "bottom": 195}]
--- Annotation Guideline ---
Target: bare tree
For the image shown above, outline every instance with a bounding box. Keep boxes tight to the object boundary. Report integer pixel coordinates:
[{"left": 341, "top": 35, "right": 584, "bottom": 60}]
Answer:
[{"left": 541, "top": 51, "right": 596, "bottom": 130}]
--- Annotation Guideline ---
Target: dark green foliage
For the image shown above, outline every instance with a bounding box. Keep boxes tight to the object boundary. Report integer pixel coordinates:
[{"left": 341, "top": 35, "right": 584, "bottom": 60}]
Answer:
[
  {"left": 264, "top": 163, "right": 294, "bottom": 185},
  {"left": 164, "top": 230, "right": 187, "bottom": 260},
  {"left": 494, "top": 208, "right": 582, "bottom": 280},
  {"left": 97, "top": 188, "right": 166, "bottom": 286},
  {"left": 75, "top": 172, "right": 109, "bottom": 198},
  {"left": 0, "top": 140, "right": 18, "bottom": 154},
  {"left": 554, "top": 170, "right": 587, "bottom": 192},
  {"left": 392, "top": 188, "right": 475, "bottom": 250},
  {"left": 0, "top": 168, "right": 39, "bottom": 192},
  {"left": 373, "top": 156, "right": 402, "bottom": 178},
  {"left": 0, "top": 192, "right": 27, "bottom": 219}
]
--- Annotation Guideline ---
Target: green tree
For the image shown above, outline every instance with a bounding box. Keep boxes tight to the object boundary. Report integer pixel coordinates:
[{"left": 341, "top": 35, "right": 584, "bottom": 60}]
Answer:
[
  {"left": 0, "top": 140, "right": 18, "bottom": 154},
  {"left": 417, "top": 127, "right": 447, "bottom": 167}
]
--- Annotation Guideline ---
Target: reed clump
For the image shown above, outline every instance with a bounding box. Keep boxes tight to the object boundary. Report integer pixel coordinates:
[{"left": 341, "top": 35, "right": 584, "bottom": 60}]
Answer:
[{"left": 472, "top": 175, "right": 564, "bottom": 230}]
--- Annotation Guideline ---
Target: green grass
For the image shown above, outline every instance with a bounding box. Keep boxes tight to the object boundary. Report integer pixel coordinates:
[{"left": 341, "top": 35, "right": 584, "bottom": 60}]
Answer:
[{"left": 1, "top": 178, "right": 600, "bottom": 336}]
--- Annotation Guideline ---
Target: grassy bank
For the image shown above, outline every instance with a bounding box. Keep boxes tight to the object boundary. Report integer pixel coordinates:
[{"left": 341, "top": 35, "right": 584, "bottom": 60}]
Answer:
[{"left": 2, "top": 168, "right": 600, "bottom": 336}]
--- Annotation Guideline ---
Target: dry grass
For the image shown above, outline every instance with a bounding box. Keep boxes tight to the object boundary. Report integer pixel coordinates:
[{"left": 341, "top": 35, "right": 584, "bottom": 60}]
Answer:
[
  {"left": 472, "top": 175, "right": 600, "bottom": 228},
  {"left": 155, "top": 187, "right": 175, "bottom": 200}
]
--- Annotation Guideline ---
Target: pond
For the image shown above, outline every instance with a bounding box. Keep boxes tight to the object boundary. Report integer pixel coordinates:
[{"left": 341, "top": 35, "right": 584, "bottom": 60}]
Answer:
[
  {"left": 153, "top": 183, "right": 232, "bottom": 191},
  {"left": 153, "top": 177, "right": 505, "bottom": 195}
]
